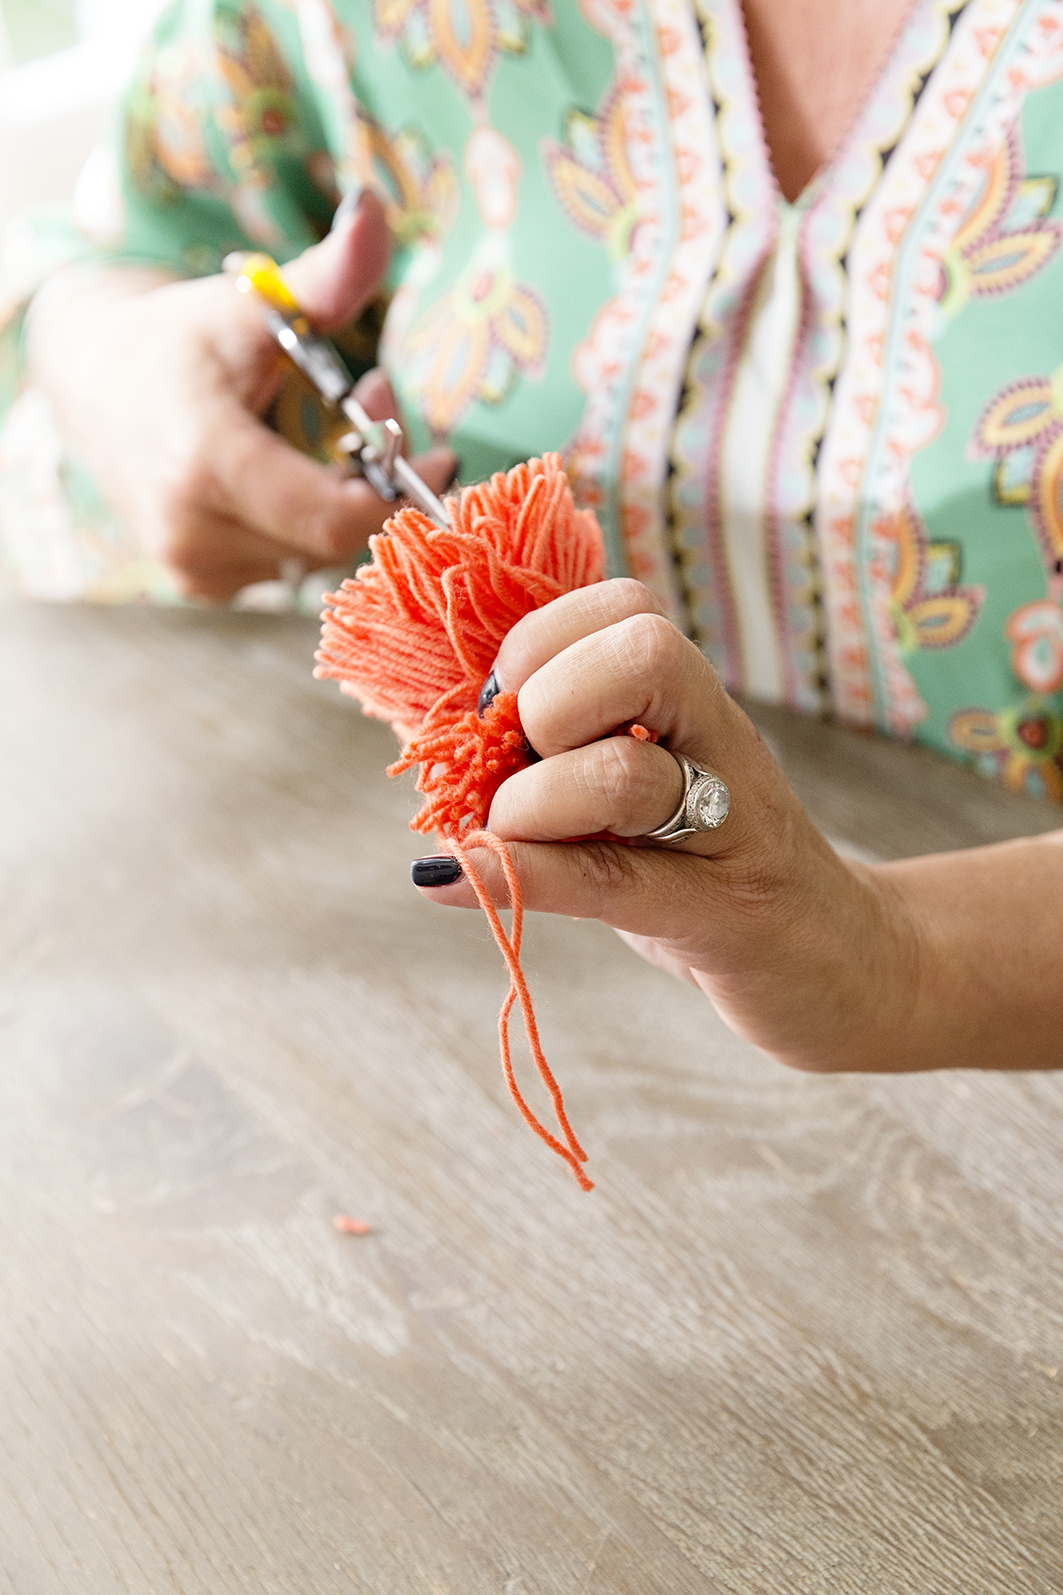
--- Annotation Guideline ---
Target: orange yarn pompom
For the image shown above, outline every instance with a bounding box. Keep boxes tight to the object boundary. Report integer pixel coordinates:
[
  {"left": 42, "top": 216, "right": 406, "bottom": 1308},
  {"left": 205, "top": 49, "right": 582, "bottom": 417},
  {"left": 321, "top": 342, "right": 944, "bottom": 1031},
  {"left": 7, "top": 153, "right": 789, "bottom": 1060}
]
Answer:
[
  {"left": 390, "top": 690, "right": 529, "bottom": 837},
  {"left": 314, "top": 454, "right": 604, "bottom": 1190},
  {"left": 315, "top": 452, "right": 603, "bottom": 833}
]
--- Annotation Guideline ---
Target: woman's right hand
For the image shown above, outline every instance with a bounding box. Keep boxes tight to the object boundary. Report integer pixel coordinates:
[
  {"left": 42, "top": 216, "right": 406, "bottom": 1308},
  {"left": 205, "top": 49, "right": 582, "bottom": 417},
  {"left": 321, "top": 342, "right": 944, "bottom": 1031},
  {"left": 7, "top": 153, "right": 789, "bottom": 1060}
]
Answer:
[{"left": 25, "top": 190, "right": 457, "bottom": 602}]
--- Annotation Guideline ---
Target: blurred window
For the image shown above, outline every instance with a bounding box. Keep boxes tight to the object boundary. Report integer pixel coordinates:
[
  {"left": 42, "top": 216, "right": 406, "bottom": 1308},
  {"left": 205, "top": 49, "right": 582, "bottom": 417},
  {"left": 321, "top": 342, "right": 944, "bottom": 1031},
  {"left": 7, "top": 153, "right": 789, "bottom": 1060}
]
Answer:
[
  {"left": 0, "top": 1, "right": 166, "bottom": 233},
  {"left": 0, "top": 1, "right": 80, "bottom": 67}
]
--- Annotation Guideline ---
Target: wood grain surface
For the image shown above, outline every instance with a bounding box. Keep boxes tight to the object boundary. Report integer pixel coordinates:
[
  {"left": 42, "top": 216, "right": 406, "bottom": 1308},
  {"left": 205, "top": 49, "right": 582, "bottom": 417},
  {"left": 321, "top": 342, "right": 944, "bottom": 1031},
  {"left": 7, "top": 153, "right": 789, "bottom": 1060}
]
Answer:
[{"left": 1, "top": 598, "right": 1061, "bottom": 1595}]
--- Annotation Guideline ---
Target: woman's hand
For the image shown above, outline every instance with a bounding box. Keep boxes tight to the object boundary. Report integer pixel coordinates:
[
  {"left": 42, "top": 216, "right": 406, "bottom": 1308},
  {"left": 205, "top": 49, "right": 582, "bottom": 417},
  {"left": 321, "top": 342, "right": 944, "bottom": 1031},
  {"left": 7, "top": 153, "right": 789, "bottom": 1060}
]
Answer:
[
  {"left": 415, "top": 578, "right": 924, "bottom": 1073},
  {"left": 26, "top": 191, "right": 456, "bottom": 602}
]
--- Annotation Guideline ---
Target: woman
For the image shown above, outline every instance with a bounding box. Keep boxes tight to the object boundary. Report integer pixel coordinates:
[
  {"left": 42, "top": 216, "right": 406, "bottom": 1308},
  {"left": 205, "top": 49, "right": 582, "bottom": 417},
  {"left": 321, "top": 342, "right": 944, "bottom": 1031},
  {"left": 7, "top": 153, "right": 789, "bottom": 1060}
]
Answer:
[{"left": 8, "top": 0, "right": 1063, "bottom": 1070}]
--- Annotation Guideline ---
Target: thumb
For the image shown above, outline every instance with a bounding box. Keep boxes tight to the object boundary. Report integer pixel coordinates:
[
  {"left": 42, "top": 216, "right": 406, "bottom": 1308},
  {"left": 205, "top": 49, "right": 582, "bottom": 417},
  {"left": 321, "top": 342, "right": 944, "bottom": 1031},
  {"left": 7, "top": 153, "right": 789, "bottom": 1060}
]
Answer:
[
  {"left": 282, "top": 189, "right": 390, "bottom": 334},
  {"left": 416, "top": 836, "right": 709, "bottom": 945}
]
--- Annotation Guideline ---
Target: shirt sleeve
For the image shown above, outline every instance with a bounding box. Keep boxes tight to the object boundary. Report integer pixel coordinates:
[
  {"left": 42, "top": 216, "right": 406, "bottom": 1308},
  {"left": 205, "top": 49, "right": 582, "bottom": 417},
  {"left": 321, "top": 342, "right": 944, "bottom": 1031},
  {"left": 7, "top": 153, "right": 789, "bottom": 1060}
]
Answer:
[
  {"left": 0, "top": 0, "right": 352, "bottom": 407},
  {"left": 0, "top": 0, "right": 362, "bottom": 604}
]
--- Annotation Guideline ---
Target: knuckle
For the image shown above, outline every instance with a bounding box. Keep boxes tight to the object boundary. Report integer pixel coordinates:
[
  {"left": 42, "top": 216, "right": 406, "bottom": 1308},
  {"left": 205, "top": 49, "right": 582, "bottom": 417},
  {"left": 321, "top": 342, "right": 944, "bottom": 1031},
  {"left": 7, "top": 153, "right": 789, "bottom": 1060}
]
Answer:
[
  {"left": 575, "top": 839, "right": 639, "bottom": 902},
  {"left": 162, "top": 544, "right": 212, "bottom": 586},
  {"left": 157, "top": 448, "right": 215, "bottom": 526},
  {"left": 608, "top": 576, "right": 665, "bottom": 616},
  {"left": 169, "top": 565, "right": 228, "bottom": 602},
  {"left": 152, "top": 506, "right": 219, "bottom": 585},
  {"left": 153, "top": 521, "right": 197, "bottom": 577},
  {"left": 589, "top": 737, "right": 656, "bottom": 810},
  {"left": 300, "top": 506, "right": 359, "bottom": 562},
  {"left": 616, "top": 609, "right": 682, "bottom": 675}
]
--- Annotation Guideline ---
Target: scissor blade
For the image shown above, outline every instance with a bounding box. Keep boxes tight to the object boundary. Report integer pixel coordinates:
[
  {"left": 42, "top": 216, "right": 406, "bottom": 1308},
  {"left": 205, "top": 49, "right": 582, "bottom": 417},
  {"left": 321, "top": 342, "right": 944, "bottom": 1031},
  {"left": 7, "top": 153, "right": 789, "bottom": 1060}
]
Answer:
[
  {"left": 391, "top": 455, "right": 450, "bottom": 528},
  {"left": 340, "top": 394, "right": 450, "bottom": 527},
  {"left": 269, "top": 314, "right": 352, "bottom": 404}
]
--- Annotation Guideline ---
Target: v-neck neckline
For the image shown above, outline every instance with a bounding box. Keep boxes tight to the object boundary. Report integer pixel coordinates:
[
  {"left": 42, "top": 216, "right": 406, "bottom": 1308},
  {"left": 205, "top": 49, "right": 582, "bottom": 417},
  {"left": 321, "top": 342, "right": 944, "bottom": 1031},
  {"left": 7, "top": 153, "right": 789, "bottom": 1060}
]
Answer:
[{"left": 729, "top": 0, "right": 933, "bottom": 213}]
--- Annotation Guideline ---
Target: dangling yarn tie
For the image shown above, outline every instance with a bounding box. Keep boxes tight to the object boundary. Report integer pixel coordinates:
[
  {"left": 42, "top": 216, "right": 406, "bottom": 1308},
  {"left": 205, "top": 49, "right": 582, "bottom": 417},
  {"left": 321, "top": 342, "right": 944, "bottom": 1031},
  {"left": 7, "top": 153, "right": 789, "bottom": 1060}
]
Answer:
[
  {"left": 447, "top": 830, "right": 592, "bottom": 1191},
  {"left": 314, "top": 454, "right": 604, "bottom": 1188}
]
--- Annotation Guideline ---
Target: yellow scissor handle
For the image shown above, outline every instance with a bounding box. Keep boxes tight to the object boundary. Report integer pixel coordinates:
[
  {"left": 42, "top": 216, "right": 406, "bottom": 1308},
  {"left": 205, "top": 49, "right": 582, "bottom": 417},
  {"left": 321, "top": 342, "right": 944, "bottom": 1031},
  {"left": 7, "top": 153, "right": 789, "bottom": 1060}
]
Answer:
[
  {"left": 226, "top": 248, "right": 450, "bottom": 524},
  {"left": 233, "top": 253, "right": 305, "bottom": 322}
]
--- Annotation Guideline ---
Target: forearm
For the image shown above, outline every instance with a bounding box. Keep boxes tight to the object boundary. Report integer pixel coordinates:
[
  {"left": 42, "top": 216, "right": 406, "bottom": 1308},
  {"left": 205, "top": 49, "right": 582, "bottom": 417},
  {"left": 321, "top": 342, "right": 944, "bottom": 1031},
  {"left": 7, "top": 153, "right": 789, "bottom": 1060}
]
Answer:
[{"left": 872, "top": 830, "right": 1063, "bottom": 1071}]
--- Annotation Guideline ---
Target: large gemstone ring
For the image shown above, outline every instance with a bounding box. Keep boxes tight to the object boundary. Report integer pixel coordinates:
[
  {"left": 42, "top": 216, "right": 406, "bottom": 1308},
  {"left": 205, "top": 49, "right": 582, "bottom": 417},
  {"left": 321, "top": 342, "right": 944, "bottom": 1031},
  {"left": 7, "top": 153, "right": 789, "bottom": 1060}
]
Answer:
[{"left": 642, "top": 751, "right": 731, "bottom": 843}]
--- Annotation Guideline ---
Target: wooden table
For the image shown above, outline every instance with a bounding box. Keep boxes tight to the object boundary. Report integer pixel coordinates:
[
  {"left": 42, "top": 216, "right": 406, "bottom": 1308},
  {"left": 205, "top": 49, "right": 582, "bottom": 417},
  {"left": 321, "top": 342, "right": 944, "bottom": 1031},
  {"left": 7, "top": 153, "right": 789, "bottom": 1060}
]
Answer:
[{"left": 1, "top": 597, "right": 1061, "bottom": 1594}]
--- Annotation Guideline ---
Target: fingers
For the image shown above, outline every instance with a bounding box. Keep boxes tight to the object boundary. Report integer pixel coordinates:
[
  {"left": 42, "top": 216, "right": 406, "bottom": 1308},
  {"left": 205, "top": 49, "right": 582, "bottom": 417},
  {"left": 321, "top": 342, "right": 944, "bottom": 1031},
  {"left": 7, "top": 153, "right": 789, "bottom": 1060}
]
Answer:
[
  {"left": 493, "top": 579, "right": 664, "bottom": 694},
  {"left": 180, "top": 562, "right": 284, "bottom": 604},
  {"left": 281, "top": 190, "right": 390, "bottom": 333},
  {"left": 187, "top": 400, "right": 377, "bottom": 561},
  {"left": 199, "top": 397, "right": 455, "bottom": 564},
  {"left": 406, "top": 445, "right": 459, "bottom": 497},
  {"left": 413, "top": 835, "right": 713, "bottom": 945},
  {"left": 517, "top": 609, "right": 730, "bottom": 768},
  {"left": 155, "top": 509, "right": 317, "bottom": 602},
  {"left": 414, "top": 828, "right": 885, "bottom": 1076},
  {"left": 492, "top": 579, "right": 746, "bottom": 776},
  {"left": 488, "top": 736, "right": 684, "bottom": 842},
  {"left": 352, "top": 366, "right": 400, "bottom": 424}
]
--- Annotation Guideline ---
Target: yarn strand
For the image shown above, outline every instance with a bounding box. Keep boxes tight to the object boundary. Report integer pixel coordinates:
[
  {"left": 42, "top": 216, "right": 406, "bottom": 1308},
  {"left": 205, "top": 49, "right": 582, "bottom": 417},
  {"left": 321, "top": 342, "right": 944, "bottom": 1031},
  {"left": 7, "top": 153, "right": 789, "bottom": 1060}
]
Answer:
[
  {"left": 315, "top": 454, "right": 605, "bottom": 1190},
  {"left": 447, "top": 831, "right": 593, "bottom": 1191}
]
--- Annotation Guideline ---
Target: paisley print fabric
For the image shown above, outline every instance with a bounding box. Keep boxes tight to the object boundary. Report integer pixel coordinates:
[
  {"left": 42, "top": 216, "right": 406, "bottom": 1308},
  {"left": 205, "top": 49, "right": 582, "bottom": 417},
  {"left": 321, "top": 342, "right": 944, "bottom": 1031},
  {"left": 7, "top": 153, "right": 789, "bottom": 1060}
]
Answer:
[{"left": 6, "top": 0, "right": 1063, "bottom": 800}]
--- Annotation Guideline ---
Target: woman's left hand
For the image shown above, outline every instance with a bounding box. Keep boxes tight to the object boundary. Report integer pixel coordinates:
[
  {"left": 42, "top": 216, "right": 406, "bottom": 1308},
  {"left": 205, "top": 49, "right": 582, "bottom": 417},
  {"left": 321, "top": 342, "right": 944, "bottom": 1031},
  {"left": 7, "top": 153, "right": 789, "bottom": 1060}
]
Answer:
[{"left": 415, "top": 577, "right": 921, "bottom": 1073}]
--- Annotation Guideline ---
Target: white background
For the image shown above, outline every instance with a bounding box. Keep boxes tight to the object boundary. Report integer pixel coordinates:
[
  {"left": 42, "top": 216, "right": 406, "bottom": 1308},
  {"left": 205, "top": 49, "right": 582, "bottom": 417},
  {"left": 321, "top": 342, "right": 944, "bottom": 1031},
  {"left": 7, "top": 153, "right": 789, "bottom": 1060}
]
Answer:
[{"left": 0, "top": 0, "right": 167, "bottom": 235}]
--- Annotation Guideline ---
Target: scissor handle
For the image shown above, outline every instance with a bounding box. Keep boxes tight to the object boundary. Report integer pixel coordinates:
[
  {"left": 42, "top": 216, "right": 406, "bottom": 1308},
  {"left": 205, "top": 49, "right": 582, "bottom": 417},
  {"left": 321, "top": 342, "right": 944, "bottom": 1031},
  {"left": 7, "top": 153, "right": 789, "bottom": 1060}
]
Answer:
[
  {"left": 226, "top": 251, "right": 450, "bottom": 527},
  {"left": 232, "top": 253, "right": 303, "bottom": 320}
]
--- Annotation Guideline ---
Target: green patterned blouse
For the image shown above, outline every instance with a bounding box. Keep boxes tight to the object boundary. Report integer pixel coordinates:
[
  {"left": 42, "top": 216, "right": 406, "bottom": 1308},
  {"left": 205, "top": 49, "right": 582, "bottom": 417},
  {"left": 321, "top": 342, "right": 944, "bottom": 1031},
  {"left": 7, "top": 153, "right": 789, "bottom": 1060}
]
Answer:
[{"left": 5, "top": 0, "right": 1063, "bottom": 801}]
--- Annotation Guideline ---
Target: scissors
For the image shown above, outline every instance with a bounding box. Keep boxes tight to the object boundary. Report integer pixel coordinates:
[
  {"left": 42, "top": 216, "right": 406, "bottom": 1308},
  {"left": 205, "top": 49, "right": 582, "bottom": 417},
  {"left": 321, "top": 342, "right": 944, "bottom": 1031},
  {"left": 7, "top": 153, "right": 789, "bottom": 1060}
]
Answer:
[{"left": 224, "top": 251, "right": 451, "bottom": 530}]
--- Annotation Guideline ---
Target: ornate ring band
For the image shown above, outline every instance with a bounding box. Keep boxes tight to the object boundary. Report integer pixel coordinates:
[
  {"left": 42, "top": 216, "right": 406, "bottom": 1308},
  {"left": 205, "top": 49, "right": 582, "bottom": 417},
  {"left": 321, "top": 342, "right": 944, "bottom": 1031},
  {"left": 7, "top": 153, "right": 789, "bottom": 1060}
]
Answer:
[{"left": 642, "top": 751, "right": 731, "bottom": 844}]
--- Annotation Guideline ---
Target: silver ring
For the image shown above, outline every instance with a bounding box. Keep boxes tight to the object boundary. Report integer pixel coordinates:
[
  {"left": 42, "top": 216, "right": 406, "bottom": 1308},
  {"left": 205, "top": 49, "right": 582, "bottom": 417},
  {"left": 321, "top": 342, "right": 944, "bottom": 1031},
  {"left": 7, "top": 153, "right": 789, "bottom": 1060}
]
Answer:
[{"left": 642, "top": 751, "right": 730, "bottom": 843}]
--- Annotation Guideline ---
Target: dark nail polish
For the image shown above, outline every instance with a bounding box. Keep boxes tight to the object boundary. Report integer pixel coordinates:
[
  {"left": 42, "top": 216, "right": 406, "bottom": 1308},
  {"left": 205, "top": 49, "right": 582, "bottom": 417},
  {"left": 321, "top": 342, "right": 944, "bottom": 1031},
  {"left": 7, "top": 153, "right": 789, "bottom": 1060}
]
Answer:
[
  {"left": 477, "top": 669, "right": 501, "bottom": 715},
  {"left": 444, "top": 456, "right": 463, "bottom": 492},
  {"left": 411, "top": 855, "right": 463, "bottom": 887}
]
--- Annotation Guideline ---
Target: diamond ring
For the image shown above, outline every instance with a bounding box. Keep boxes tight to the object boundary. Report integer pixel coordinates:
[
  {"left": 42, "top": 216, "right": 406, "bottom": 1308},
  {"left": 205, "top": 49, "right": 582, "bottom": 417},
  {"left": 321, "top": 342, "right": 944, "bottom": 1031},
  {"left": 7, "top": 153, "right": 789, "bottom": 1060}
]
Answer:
[{"left": 642, "top": 751, "right": 730, "bottom": 843}]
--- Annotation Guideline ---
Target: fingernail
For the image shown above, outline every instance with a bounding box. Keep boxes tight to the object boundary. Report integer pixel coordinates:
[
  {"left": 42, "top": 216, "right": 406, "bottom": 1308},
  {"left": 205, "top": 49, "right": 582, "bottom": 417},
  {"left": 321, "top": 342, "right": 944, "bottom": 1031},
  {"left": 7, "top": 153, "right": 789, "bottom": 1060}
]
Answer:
[
  {"left": 331, "top": 184, "right": 366, "bottom": 231},
  {"left": 411, "top": 855, "right": 463, "bottom": 887},
  {"left": 478, "top": 668, "right": 500, "bottom": 715},
  {"left": 444, "top": 455, "right": 462, "bottom": 492}
]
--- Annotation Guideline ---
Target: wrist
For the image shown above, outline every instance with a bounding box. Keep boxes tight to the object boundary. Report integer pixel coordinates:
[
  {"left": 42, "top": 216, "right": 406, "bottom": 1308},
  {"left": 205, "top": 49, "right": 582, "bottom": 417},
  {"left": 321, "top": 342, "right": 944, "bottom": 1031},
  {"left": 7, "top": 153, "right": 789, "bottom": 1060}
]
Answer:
[
  {"left": 815, "top": 858, "right": 925, "bottom": 1073},
  {"left": 689, "top": 826, "right": 925, "bottom": 1075}
]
